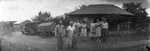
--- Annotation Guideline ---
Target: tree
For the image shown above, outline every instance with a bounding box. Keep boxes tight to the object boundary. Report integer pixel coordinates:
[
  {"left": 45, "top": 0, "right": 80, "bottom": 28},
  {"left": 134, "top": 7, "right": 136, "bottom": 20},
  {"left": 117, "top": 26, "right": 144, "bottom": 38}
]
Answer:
[
  {"left": 51, "top": 15, "right": 70, "bottom": 27},
  {"left": 122, "top": 2, "right": 149, "bottom": 29},
  {"left": 32, "top": 11, "right": 52, "bottom": 22},
  {"left": 9, "top": 21, "right": 16, "bottom": 27},
  {"left": 74, "top": 5, "right": 87, "bottom": 11}
]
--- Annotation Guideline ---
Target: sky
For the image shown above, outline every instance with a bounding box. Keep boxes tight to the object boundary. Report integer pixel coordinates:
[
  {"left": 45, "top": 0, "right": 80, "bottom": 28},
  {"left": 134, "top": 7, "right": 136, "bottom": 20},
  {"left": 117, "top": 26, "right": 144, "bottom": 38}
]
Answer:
[{"left": 0, "top": 0, "right": 150, "bottom": 22}]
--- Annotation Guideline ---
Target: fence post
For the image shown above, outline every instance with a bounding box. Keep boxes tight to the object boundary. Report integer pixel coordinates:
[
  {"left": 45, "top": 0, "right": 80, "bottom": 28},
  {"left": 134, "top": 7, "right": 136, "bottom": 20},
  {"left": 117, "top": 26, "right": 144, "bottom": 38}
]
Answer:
[{"left": 149, "top": 24, "right": 150, "bottom": 32}]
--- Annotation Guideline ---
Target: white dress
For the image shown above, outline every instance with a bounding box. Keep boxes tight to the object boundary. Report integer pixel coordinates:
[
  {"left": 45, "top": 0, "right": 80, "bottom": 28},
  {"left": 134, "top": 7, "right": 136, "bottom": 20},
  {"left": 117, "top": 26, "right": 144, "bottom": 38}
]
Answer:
[
  {"left": 89, "top": 23, "right": 96, "bottom": 37},
  {"left": 80, "top": 24, "right": 87, "bottom": 37},
  {"left": 66, "top": 25, "right": 75, "bottom": 45},
  {"left": 95, "top": 22, "right": 101, "bottom": 37}
]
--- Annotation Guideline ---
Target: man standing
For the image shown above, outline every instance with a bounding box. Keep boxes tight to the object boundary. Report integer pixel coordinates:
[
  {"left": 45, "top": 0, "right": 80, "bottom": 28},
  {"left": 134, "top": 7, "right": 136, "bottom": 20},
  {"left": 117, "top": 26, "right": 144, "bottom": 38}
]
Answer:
[
  {"left": 101, "top": 18, "right": 109, "bottom": 42},
  {"left": 55, "top": 20, "right": 65, "bottom": 49}
]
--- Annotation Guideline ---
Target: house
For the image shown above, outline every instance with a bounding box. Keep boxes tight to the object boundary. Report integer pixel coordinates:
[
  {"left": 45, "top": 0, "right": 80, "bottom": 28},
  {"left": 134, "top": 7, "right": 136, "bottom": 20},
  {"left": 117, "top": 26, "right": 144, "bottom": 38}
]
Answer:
[
  {"left": 67, "top": 4, "right": 134, "bottom": 30},
  {"left": 13, "top": 24, "right": 20, "bottom": 31},
  {"left": 13, "top": 21, "right": 21, "bottom": 28},
  {"left": 13, "top": 20, "right": 31, "bottom": 31},
  {"left": 19, "top": 20, "right": 31, "bottom": 28}
]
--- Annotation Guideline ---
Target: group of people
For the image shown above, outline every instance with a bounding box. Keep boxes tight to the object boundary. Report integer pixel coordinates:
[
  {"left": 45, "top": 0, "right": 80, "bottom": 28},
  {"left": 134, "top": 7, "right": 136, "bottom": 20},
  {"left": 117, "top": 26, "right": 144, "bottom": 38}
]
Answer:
[
  {"left": 89, "top": 18, "right": 109, "bottom": 42},
  {"left": 55, "top": 18, "right": 108, "bottom": 50}
]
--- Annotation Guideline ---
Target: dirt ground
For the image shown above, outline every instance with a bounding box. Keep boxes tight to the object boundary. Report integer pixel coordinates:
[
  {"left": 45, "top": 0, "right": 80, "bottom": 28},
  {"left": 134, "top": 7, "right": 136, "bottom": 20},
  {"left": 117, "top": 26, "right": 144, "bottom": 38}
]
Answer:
[{"left": 0, "top": 31, "right": 150, "bottom": 51}]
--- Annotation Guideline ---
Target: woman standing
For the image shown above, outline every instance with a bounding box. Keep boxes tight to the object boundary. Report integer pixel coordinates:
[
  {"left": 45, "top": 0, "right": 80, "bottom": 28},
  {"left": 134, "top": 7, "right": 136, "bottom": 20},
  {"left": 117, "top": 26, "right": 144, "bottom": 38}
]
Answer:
[
  {"left": 95, "top": 19, "right": 102, "bottom": 42},
  {"left": 72, "top": 24, "right": 79, "bottom": 49},
  {"left": 66, "top": 21, "right": 75, "bottom": 48},
  {"left": 80, "top": 21, "right": 87, "bottom": 41},
  {"left": 89, "top": 21, "right": 96, "bottom": 39}
]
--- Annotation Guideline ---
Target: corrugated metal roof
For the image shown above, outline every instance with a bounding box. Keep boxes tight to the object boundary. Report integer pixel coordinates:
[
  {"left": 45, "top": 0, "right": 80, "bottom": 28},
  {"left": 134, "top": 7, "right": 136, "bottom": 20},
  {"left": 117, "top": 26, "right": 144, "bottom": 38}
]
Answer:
[
  {"left": 68, "top": 4, "right": 134, "bottom": 15},
  {"left": 37, "top": 22, "right": 53, "bottom": 27}
]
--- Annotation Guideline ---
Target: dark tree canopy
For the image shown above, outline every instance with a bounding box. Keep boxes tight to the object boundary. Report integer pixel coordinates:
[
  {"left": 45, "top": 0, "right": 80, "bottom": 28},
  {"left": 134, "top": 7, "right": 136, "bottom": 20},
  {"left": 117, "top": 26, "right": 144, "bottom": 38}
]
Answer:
[
  {"left": 32, "top": 11, "right": 52, "bottom": 22},
  {"left": 123, "top": 2, "right": 148, "bottom": 17},
  {"left": 51, "top": 15, "right": 70, "bottom": 27},
  {"left": 104, "top": 14, "right": 128, "bottom": 26},
  {"left": 122, "top": 2, "right": 149, "bottom": 28}
]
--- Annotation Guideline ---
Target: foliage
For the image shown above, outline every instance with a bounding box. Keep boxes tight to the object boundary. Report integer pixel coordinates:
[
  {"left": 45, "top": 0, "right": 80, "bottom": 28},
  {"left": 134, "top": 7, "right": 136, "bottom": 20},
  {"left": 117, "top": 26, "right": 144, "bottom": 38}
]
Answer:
[
  {"left": 104, "top": 14, "right": 128, "bottom": 26},
  {"left": 51, "top": 15, "right": 70, "bottom": 27},
  {"left": 122, "top": 2, "right": 149, "bottom": 29},
  {"left": 32, "top": 11, "right": 52, "bottom": 22},
  {"left": 9, "top": 21, "right": 16, "bottom": 27},
  {"left": 74, "top": 5, "right": 87, "bottom": 11}
]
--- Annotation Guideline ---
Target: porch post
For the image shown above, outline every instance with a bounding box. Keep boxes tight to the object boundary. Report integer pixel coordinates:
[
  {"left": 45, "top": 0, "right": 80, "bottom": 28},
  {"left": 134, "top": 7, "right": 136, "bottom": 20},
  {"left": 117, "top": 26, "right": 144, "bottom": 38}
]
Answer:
[{"left": 117, "top": 24, "right": 120, "bottom": 33}]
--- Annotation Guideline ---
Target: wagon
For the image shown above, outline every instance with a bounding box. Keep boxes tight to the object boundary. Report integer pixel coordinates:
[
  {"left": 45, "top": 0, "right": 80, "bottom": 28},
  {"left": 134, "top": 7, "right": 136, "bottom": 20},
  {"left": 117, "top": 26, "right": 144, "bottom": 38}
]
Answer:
[{"left": 37, "top": 22, "right": 56, "bottom": 36}]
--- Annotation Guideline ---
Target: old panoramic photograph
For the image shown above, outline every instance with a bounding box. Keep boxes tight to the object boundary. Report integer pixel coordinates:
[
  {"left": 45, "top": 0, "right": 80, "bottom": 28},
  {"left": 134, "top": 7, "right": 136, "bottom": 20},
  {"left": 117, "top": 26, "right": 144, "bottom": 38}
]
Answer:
[{"left": 0, "top": 0, "right": 150, "bottom": 51}]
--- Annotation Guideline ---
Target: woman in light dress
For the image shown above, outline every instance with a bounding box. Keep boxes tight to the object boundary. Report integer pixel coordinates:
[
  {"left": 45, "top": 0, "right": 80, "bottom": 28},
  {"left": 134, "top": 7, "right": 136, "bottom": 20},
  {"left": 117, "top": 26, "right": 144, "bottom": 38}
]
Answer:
[
  {"left": 66, "top": 21, "right": 75, "bottom": 48},
  {"left": 89, "top": 21, "right": 96, "bottom": 39},
  {"left": 72, "top": 24, "right": 79, "bottom": 49},
  {"left": 80, "top": 21, "right": 87, "bottom": 40},
  {"left": 73, "top": 20, "right": 81, "bottom": 38},
  {"left": 95, "top": 19, "right": 102, "bottom": 42}
]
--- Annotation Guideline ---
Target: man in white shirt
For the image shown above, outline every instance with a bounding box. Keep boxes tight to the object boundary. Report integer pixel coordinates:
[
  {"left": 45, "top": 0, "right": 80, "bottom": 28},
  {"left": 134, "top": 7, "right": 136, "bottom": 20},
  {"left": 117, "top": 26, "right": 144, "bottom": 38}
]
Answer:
[{"left": 101, "top": 18, "right": 109, "bottom": 42}]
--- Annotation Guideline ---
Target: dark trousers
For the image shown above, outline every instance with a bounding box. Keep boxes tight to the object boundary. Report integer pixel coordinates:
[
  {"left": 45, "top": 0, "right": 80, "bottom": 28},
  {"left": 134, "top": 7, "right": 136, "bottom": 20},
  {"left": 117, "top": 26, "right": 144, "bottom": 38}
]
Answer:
[
  {"left": 101, "top": 29, "right": 108, "bottom": 42},
  {"left": 57, "top": 36, "right": 63, "bottom": 49},
  {"left": 72, "top": 36, "right": 77, "bottom": 48}
]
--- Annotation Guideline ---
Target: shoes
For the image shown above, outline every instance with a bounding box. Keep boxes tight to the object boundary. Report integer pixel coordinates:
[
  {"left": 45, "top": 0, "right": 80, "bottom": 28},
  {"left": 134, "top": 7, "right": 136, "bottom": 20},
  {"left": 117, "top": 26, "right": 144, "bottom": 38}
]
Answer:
[
  {"left": 56, "top": 47, "right": 62, "bottom": 50},
  {"left": 96, "top": 40, "right": 101, "bottom": 43}
]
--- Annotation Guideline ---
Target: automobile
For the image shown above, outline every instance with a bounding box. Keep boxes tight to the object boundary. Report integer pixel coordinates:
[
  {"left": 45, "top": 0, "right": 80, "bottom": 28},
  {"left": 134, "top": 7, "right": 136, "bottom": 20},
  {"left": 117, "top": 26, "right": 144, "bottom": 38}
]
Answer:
[
  {"left": 21, "top": 21, "right": 39, "bottom": 35},
  {"left": 21, "top": 27, "right": 31, "bottom": 35}
]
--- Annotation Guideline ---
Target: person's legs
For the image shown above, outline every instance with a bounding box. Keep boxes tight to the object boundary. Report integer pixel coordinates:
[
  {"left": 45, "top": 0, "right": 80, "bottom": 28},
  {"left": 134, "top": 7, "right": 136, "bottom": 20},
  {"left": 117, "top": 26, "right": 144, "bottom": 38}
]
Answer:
[
  {"left": 96, "top": 37, "right": 101, "bottom": 42},
  {"left": 56, "top": 38, "right": 60, "bottom": 49},
  {"left": 87, "top": 28, "right": 90, "bottom": 37},
  {"left": 85, "top": 29, "right": 87, "bottom": 40},
  {"left": 101, "top": 29, "right": 105, "bottom": 42},
  {"left": 67, "top": 37, "right": 72, "bottom": 48},
  {"left": 103, "top": 29, "right": 107, "bottom": 42},
  {"left": 73, "top": 41, "right": 77, "bottom": 48},
  {"left": 56, "top": 36, "right": 63, "bottom": 49},
  {"left": 60, "top": 37, "right": 63, "bottom": 49},
  {"left": 72, "top": 37, "right": 77, "bottom": 48}
]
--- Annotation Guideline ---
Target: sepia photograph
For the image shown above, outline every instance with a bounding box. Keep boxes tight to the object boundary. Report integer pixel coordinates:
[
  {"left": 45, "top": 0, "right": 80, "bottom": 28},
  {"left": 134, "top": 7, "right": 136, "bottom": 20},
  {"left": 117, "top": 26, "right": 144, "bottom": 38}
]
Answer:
[{"left": 0, "top": 0, "right": 150, "bottom": 51}]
